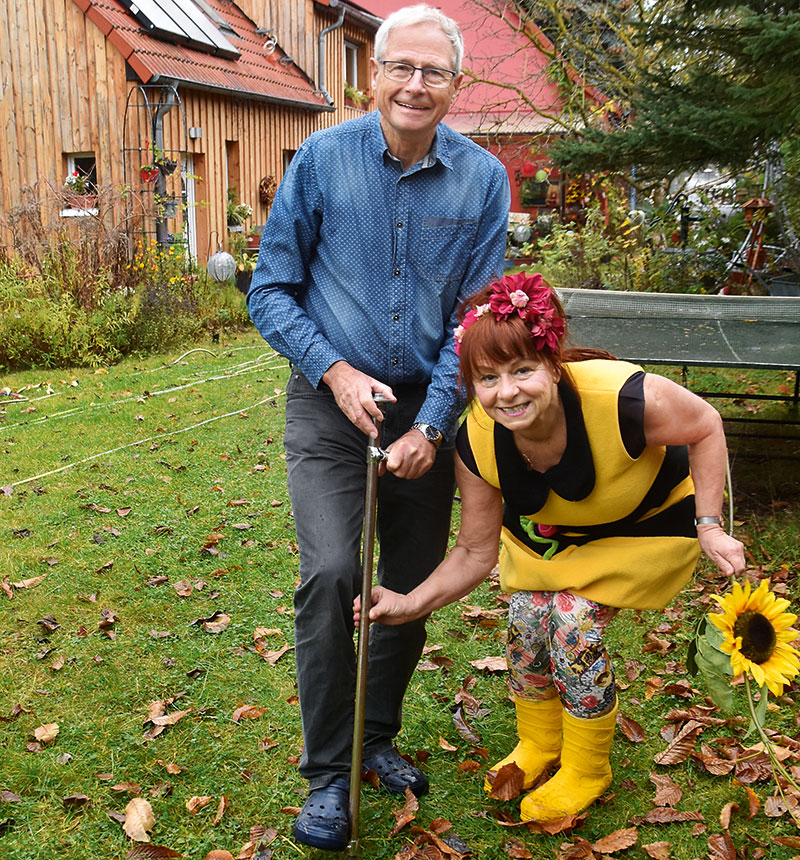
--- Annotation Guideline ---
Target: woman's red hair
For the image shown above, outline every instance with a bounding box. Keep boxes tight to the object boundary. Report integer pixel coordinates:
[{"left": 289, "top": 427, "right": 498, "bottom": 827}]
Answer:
[{"left": 457, "top": 280, "right": 615, "bottom": 398}]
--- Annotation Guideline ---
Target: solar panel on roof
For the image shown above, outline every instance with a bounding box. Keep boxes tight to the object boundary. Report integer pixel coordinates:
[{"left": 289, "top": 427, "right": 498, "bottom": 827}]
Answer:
[{"left": 120, "top": 0, "right": 240, "bottom": 59}]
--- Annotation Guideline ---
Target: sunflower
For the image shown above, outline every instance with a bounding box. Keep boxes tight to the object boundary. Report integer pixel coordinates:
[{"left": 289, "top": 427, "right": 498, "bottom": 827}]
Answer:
[{"left": 709, "top": 579, "right": 800, "bottom": 697}]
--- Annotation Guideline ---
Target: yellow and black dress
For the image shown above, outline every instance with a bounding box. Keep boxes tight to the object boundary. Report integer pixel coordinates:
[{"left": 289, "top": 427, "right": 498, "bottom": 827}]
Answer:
[{"left": 457, "top": 360, "right": 700, "bottom": 610}]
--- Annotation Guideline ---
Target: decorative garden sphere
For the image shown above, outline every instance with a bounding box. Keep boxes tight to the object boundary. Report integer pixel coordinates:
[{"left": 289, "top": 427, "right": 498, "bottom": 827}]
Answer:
[{"left": 207, "top": 246, "right": 236, "bottom": 282}]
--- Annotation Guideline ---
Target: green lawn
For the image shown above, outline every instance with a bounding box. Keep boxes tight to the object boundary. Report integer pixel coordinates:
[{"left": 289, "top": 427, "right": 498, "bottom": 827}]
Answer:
[{"left": 1, "top": 330, "right": 798, "bottom": 860}]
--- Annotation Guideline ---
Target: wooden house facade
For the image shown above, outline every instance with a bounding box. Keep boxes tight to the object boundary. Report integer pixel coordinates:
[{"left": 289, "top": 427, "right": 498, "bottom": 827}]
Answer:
[{"left": 0, "top": 0, "right": 381, "bottom": 260}]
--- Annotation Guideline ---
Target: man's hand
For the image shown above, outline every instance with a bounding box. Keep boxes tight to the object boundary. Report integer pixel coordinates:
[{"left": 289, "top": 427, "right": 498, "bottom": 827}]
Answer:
[
  {"left": 322, "top": 361, "right": 395, "bottom": 437},
  {"left": 384, "top": 428, "right": 437, "bottom": 480}
]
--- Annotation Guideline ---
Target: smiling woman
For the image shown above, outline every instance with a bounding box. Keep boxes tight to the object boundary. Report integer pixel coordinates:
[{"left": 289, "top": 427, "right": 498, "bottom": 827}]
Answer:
[{"left": 360, "top": 270, "right": 746, "bottom": 826}]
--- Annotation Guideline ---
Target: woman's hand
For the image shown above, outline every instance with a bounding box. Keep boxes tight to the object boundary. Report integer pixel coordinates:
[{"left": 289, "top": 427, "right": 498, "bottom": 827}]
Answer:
[
  {"left": 353, "top": 586, "right": 421, "bottom": 626},
  {"left": 697, "top": 524, "right": 746, "bottom": 576}
]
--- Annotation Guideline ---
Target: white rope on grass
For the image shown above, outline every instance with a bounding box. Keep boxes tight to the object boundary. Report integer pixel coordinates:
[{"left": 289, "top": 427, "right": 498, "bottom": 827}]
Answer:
[
  {"left": 5, "top": 389, "right": 287, "bottom": 490},
  {"left": 1, "top": 354, "right": 288, "bottom": 431}
]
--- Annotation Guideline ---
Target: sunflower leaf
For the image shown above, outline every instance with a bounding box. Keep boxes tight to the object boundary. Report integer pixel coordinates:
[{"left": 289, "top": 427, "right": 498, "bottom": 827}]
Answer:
[
  {"left": 686, "top": 637, "right": 699, "bottom": 676},
  {"left": 695, "top": 665, "right": 736, "bottom": 714}
]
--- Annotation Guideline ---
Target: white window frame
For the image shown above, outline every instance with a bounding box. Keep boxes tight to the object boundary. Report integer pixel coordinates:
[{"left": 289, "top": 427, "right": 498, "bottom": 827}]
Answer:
[
  {"left": 61, "top": 152, "right": 98, "bottom": 217},
  {"left": 344, "top": 40, "right": 360, "bottom": 88}
]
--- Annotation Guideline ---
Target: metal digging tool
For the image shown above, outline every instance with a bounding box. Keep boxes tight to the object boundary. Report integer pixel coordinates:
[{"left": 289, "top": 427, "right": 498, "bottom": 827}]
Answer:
[{"left": 349, "top": 393, "right": 389, "bottom": 852}]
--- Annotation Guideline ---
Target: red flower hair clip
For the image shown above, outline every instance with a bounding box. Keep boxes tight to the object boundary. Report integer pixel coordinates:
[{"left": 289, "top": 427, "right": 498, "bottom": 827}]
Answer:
[{"left": 454, "top": 272, "right": 564, "bottom": 354}]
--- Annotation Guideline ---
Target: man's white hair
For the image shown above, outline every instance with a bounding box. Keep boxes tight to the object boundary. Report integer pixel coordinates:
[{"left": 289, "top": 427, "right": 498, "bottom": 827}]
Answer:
[{"left": 374, "top": 4, "right": 464, "bottom": 74}]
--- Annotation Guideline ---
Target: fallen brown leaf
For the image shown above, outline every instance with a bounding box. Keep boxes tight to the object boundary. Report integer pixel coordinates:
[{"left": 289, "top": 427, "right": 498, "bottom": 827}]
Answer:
[
  {"left": 452, "top": 706, "right": 482, "bottom": 745},
  {"left": 12, "top": 574, "right": 47, "bottom": 590},
  {"left": 231, "top": 705, "right": 268, "bottom": 722},
  {"left": 617, "top": 712, "right": 645, "bottom": 743},
  {"left": 469, "top": 655, "right": 507, "bottom": 673},
  {"left": 125, "top": 845, "right": 182, "bottom": 859},
  {"left": 112, "top": 783, "right": 142, "bottom": 794},
  {"left": 642, "top": 841, "right": 672, "bottom": 860},
  {"left": 259, "top": 643, "right": 293, "bottom": 665},
  {"left": 123, "top": 797, "right": 155, "bottom": 842},
  {"left": 34, "top": 723, "right": 59, "bottom": 744},
  {"left": 185, "top": 795, "right": 213, "bottom": 814},
  {"left": 487, "top": 762, "right": 525, "bottom": 801},
  {"left": 213, "top": 795, "right": 228, "bottom": 825},
  {"left": 743, "top": 785, "right": 760, "bottom": 818},
  {"left": 62, "top": 793, "right": 91, "bottom": 809},
  {"left": 648, "top": 773, "right": 682, "bottom": 807},
  {"left": 719, "top": 801, "right": 738, "bottom": 829},
  {"left": 591, "top": 827, "right": 638, "bottom": 854},
  {"left": 653, "top": 721, "right": 704, "bottom": 765},
  {"left": 630, "top": 808, "right": 704, "bottom": 825},
  {"left": 706, "top": 832, "right": 736, "bottom": 860},
  {"left": 389, "top": 788, "right": 419, "bottom": 836},
  {"left": 504, "top": 837, "right": 532, "bottom": 858}
]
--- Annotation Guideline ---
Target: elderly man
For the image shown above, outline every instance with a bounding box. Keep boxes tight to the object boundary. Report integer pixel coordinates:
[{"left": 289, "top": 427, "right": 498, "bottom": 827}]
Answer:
[{"left": 248, "top": 3, "right": 510, "bottom": 850}]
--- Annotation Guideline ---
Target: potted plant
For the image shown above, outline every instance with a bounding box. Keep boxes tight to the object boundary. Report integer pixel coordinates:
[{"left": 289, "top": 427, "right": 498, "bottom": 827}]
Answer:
[
  {"left": 139, "top": 140, "right": 178, "bottom": 181},
  {"left": 344, "top": 82, "right": 370, "bottom": 109},
  {"left": 63, "top": 170, "right": 96, "bottom": 208},
  {"left": 227, "top": 186, "right": 252, "bottom": 231},
  {"left": 230, "top": 231, "right": 258, "bottom": 292}
]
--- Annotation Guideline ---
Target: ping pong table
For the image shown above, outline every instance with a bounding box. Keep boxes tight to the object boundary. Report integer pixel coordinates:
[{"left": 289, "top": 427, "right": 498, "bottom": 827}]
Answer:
[{"left": 556, "top": 288, "right": 800, "bottom": 424}]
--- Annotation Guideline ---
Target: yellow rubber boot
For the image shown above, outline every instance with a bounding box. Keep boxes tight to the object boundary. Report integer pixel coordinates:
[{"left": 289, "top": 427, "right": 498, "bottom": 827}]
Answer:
[
  {"left": 519, "top": 700, "right": 617, "bottom": 821},
  {"left": 484, "top": 696, "right": 562, "bottom": 792}
]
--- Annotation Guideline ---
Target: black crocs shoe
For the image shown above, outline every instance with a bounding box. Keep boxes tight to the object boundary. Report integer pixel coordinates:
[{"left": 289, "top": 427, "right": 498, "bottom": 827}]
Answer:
[
  {"left": 292, "top": 777, "right": 350, "bottom": 851},
  {"left": 362, "top": 748, "right": 429, "bottom": 797}
]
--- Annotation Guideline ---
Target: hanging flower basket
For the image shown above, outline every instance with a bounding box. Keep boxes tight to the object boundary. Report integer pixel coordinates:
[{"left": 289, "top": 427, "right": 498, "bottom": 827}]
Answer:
[
  {"left": 157, "top": 158, "right": 179, "bottom": 176},
  {"left": 140, "top": 166, "right": 159, "bottom": 183}
]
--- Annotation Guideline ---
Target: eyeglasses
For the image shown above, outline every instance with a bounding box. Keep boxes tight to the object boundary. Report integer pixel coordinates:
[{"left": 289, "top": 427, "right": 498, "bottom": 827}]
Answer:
[{"left": 378, "top": 60, "right": 457, "bottom": 88}]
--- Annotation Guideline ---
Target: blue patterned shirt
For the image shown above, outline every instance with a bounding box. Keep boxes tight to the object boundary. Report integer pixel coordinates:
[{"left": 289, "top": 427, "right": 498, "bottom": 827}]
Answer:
[{"left": 247, "top": 110, "right": 510, "bottom": 435}]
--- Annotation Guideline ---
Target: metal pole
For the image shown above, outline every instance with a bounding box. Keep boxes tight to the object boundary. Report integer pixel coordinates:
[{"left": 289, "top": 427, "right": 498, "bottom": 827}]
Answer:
[{"left": 349, "top": 394, "right": 388, "bottom": 851}]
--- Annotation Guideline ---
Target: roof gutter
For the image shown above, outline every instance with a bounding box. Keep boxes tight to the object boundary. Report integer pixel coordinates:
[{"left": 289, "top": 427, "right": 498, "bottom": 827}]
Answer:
[
  {"left": 317, "top": 1, "right": 345, "bottom": 106},
  {"left": 147, "top": 75, "right": 334, "bottom": 112}
]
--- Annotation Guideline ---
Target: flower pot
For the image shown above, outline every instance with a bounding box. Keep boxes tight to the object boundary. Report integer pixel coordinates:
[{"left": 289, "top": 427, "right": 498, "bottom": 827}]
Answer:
[
  {"left": 235, "top": 269, "right": 253, "bottom": 294},
  {"left": 140, "top": 167, "right": 159, "bottom": 183},
  {"left": 65, "top": 193, "right": 97, "bottom": 210},
  {"left": 158, "top": 159, "right": 178, "bottom": 176}
]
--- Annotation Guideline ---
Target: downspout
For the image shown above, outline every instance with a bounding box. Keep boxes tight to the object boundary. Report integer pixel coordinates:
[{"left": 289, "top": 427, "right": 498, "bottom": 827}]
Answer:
[
  {"left": 152, "top": 81, "right": 178, "bottom": 247},
  {"left": 317, "top": 1, "right": 345, "bottom": 106}
]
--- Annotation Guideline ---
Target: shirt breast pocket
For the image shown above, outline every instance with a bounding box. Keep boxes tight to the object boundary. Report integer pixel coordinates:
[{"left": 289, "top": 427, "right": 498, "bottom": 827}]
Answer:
[{"left": 418, "top": 216, "right": 480, "bottom": 286}]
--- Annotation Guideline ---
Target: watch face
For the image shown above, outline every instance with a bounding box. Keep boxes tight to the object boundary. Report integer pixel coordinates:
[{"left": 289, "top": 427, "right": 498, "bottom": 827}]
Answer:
[{"left": 415, "top": 423, "right": 441, "bottom": 443}]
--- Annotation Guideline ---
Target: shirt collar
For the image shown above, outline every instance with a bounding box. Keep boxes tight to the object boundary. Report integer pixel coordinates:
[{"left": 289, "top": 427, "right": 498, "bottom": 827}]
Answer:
[{"left": 370, "top": 110, "right": 454, "bottom": 172}]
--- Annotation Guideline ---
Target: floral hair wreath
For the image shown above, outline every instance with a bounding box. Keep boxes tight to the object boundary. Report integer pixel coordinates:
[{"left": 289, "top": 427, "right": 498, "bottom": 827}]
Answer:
[{"left": 453, "top": 272, "right": 565, "bottom": 355}]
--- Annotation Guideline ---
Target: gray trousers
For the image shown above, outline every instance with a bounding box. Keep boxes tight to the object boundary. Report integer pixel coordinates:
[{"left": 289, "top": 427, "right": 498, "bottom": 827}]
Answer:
[{"left": 284, "top": 370, "right": 455, "bottom": 789}]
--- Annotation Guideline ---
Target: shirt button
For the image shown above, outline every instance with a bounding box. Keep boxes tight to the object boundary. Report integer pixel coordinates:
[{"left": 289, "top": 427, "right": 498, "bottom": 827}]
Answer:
[
  {"left": 393, "top": 314, "right": 399, "bottom": 321},
  {"left": 397, "top": 221, "right": 403, "bottom": 228},
  {"left": 393, "top": 268, "right": 400, "bottom": 276},
  {"left": 392, "top": 358, "right": 398, "bottom": 366}
]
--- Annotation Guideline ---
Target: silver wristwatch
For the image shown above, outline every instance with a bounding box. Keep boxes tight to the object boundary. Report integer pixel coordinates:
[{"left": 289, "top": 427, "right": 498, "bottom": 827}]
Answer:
[
  {"left": 411, "top": 422, "right": 443, "bottom": 449},
  {"left": 694, "top": 516, "right": 722, "bottom": 527}
]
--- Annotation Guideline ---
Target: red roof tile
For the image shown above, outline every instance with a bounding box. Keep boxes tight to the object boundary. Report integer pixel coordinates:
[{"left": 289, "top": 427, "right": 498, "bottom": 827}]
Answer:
[{"left": 74, "top": 0, "right": 331, "bottom": 110}]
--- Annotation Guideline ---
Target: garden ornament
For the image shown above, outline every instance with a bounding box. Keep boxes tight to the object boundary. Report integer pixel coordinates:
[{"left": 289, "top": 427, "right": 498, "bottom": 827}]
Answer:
[{"left": 206, "top": 242, "right": 236, "bottom": 282}]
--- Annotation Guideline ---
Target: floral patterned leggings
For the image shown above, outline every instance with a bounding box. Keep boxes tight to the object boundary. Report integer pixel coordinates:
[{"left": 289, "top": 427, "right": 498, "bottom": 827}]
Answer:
[{"left": 507, "top": 590, "right": 618, "bottom": 719}]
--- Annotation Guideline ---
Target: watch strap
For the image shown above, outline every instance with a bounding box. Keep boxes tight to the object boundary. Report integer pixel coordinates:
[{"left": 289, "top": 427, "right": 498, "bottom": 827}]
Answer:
[
  {"left": 694, "top": 516, "right": 722, "bottom": 526},
  {"left": 411, "top": 422, "right": 443, "bottom": 448}
]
